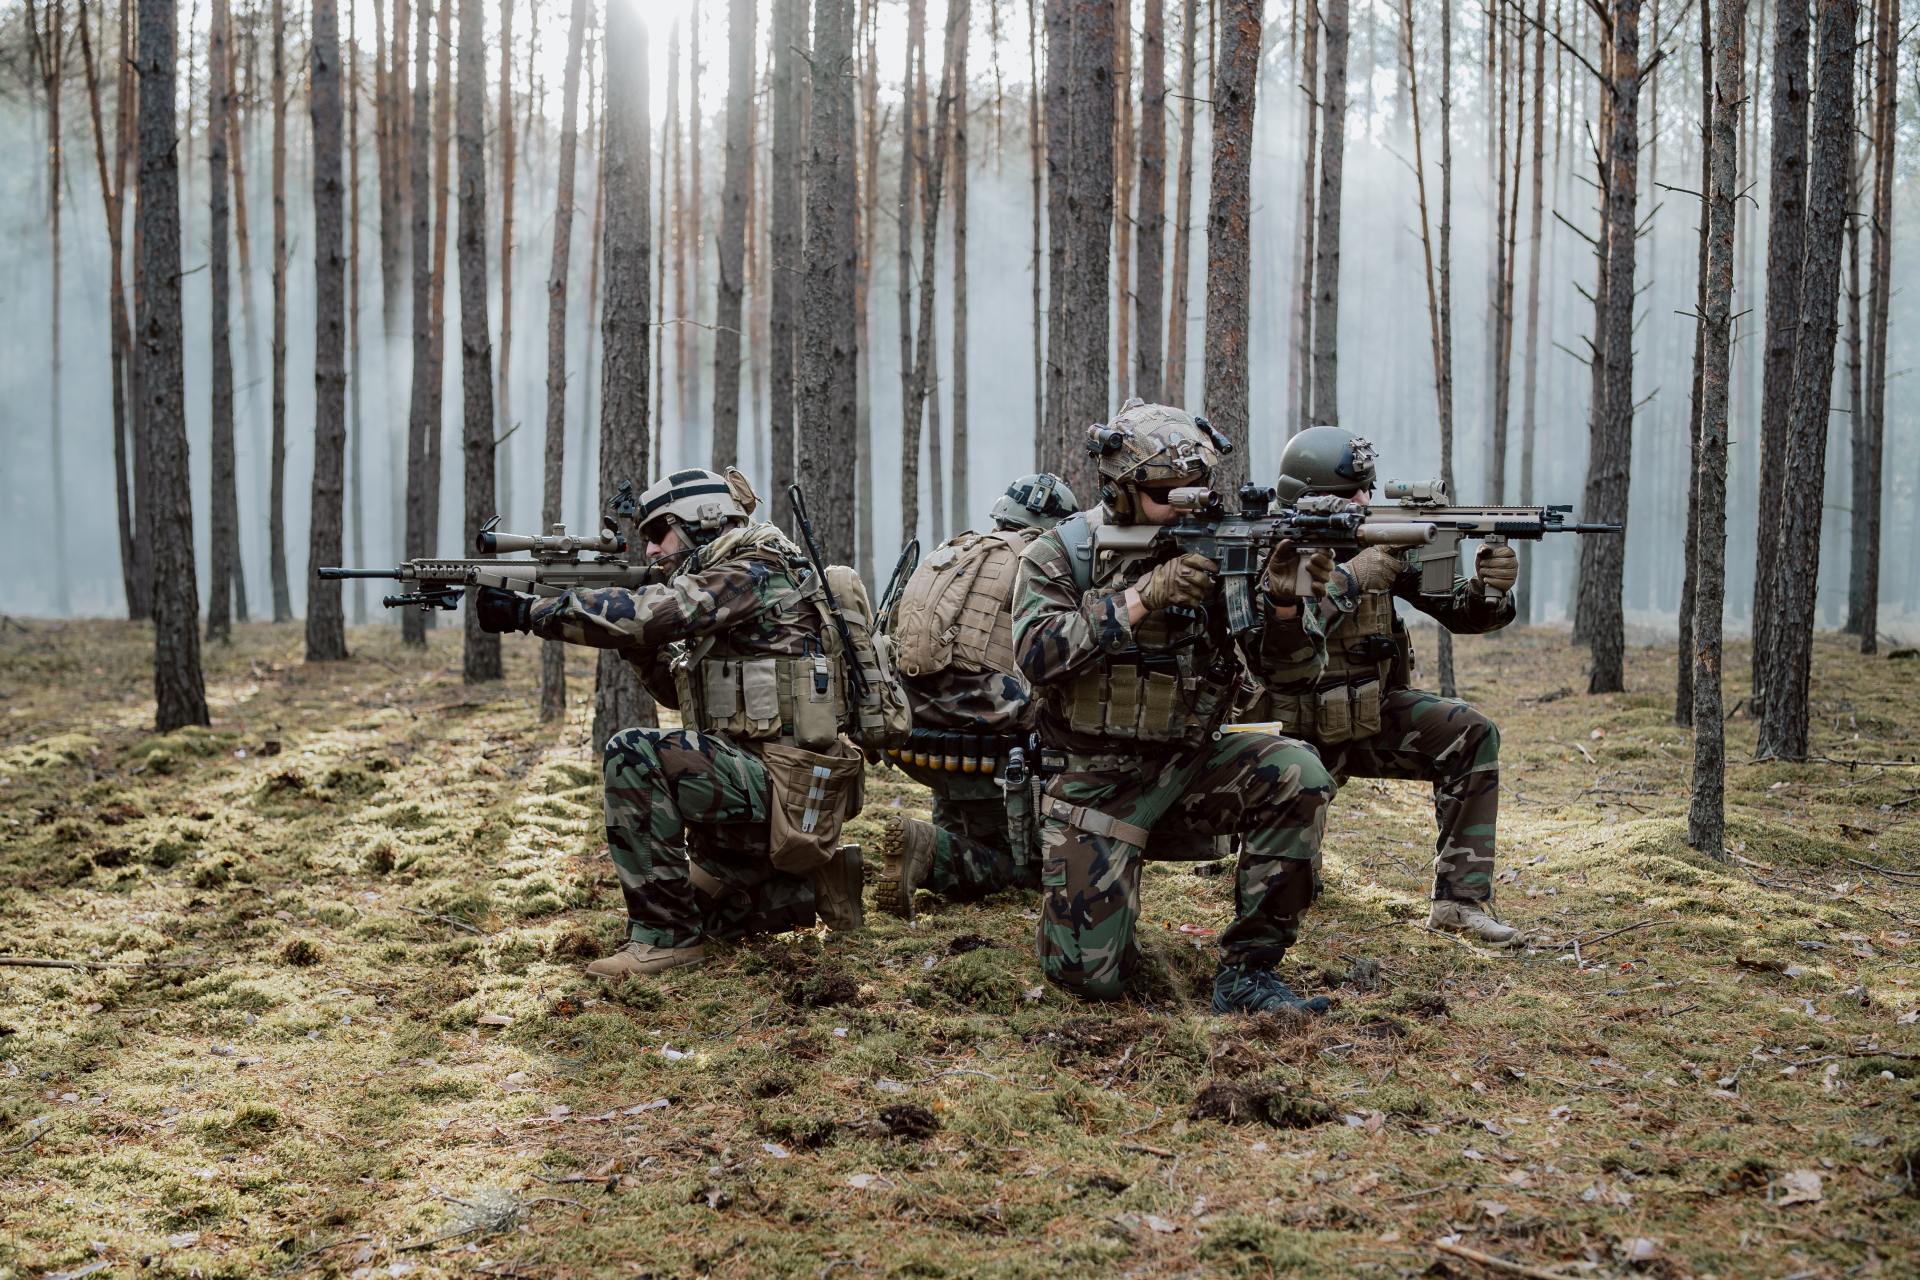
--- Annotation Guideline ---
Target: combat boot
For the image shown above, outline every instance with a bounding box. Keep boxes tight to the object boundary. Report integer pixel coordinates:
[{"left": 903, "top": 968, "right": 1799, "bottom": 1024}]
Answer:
[
  {"left": 584, "top": 939, "right": 707, "bottom": 980},
  {"left": 811, "top": 844, "right": 867, "bottom": 932},
  {"left": 1211, "top": 962, "right": 1331, "bottom": 1016},
  {"left": 875, "top": 815, "right": 938, "bottom": 921},
  {"left": 1427, "top": 898, "right": 1519, "bottom": 948}
]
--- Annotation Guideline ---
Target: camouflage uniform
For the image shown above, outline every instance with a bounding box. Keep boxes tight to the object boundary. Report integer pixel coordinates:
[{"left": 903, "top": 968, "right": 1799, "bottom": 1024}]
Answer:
[
  {"left": 895, "top": 669, "right": 1036, "bottom": 898},
  {"left": 529, "top": 523, "right": 832, "bottom": 947},
  {"left": 1255, "top": 546, "right": 1513, "bottom": 902},
  {"left": 1014, "top": 505, "right": 1336, "bottom": 1001}
]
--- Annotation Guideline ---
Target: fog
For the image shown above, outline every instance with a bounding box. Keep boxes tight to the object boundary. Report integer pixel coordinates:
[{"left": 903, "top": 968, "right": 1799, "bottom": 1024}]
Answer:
[{"left": 3, "top": 0, "right": 1915, "bottom": 638}]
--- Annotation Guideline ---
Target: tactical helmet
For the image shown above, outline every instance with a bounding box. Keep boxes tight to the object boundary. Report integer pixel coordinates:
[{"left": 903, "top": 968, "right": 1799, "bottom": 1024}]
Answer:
[
  {"left": 1275, "top": 426, "right": 1378, "bottom": 502},
  {"left": 634, "top": 467, "right": 753, "bottom": 565},
  {"left": 1086, "top": 398, "right": 1234, "bottom": 520},
  {"left": 990, "top": 472, "right": 1078, "bottom": 531}
]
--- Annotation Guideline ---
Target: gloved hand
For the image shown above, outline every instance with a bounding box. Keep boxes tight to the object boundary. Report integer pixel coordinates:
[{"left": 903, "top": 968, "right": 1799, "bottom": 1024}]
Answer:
[
  {"left": 474, "top": 586, "right": 535, "bottom": 633},
  {"left": 1475, "top": 543, "right": 1519, "bottom": 595},
  {"left": 1263, "top": 539, "right": 1335, "bottom": 599},
  {"left": 1133, "top": 553, "right": 1218, "bottom": 612},
  {"left": 1340, "top": 546, "right": 1404, "bottom": 594}
]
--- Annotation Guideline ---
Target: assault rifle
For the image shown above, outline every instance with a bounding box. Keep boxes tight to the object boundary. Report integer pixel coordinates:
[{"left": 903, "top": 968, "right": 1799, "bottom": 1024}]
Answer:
[
  {"left": 1361, "top": 479, "right": 1623, "bottom": 599},
  {"left": 319, "top": 482, "right": 656, "bottom": 609},
  {"left": 786, "top": 483, "right": 871, "bottom": 703}
]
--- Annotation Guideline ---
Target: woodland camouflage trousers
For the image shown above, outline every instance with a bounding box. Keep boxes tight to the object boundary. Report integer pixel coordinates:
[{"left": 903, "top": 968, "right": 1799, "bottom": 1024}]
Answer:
[
  {"left": 1036, "top": 732, "right": 1335, "bottom": 1000},
  {"left": 896, "top": 762, "right": 1037, "bottom": 900},
  {"left": 1305, "top": 688, "right": 1501, "bottom": 902},
  {"left": 603, "top": 728, "right": 816, "bottom": 949}
]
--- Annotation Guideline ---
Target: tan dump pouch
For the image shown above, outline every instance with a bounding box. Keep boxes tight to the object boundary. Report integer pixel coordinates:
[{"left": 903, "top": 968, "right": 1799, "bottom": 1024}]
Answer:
[
  {"left": 784, "top": 650, "right": 845, "bottom": 750},
  {"left": 762, "top": 740, "right": 866, "bottom": 873},
  {"left": 1315, "top": 684, "right": 1354, "bottom": 744},
  {"left": 1351, "top": 678, "right": 1384, "bottom": 738}
]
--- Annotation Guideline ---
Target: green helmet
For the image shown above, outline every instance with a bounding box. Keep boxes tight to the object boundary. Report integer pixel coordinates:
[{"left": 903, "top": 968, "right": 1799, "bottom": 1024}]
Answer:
[
  {"left": 1085, "top": 398, "right": 1234, "bottom": 520},
  {"left": 991, "top": 472, "right": 1078, "bottom": 531},
  {"left": 1275, "top": 426, "right": 1378, "bottom": 502}
]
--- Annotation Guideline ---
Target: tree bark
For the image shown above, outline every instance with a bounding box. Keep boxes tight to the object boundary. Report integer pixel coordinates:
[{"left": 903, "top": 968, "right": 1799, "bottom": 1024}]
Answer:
[
  {"left": 1290, "top": 0, "right": 1319, "bottom": 429},
  {"left": 1690, "top": 0, "right": 1742, "bottom": 857},
  {"left": 898, "top": 0, "right": 925, "bottom": 538},
  {"left": 769, "top": 0, "right": 801, "bottom": 531},
  {"left": 137, "top": 0, "right": 211, "bottom": 730},
  {"left": 1202, "top": 0, "right": 1259, "bottom": 491},
  {"left": 951, "top": 4, "right": 971, "bottom": 531},
  {"left": 1435, "top": 0, "right": 1456, "bottom": 696},
  {"left": 1849, "top": 0, "right": 1895, "bottom": 652},
  {"left": 800, "top": 0, "right": 859, "bottom": 563},
  {"left": 1677, "top": 0, "right": 1711, "bottom": 725},
  {"left": 540, "top": 0, "right": 587, "bottom": 723},
  {"left": 1749, "top": 0, "right": 1809, "bottom": 709},
  {"left": 1756, "top": 0, "right": 1855, "bottom": 762},
  {"left": 688, "top": 13, "right": 706, "bottom": 463},
  {"left": 1164, "top": 0, "right": 1196, "bottom": 402},
  {"left": 1113, "top": 0, "right": 1132, "bottom": 393},
  {"left": 1042, "top": 0, "right": 1113, "bottom": 497},
  {"left": 577, "top": 44, "right": 604, "bottom": 521},
  {"left": 27, "top": 0, "right": 72, "bottom": 615},
  {"left": 1577, "top": 0, "right": 1641, "bottom": 695},
  {"left": 1133, "top": 0, "right": 1165, "bottom": 403},
  {"left": 905, "top": 0, "right": 966, "bottom": 542},
  {"left": 1309, "top": 0, "right": 1347, "bottom": 425},
  {"left": 402, "top": 0, "right": 435, "bottom": 647},
  {"left": 349, "top": 8, "right": 367, "bottom": 625},
  {"left": 1518, "top": 0, "right": 1546, "bottom": 625},
  {"left": 593, "top": 0, "right": 656, "bottom": 751},
  {"left": 496, "top": 0, "right": 517, "bottom": 527},
  {"left": 379, "top": 0, "right": 410, "bottom": 350},
  {"left": 854, "top": 0, "right": 878, "bottom": 578},
  {"left": 208, "top": 0, "right": 237, "bottom": 642},
  {"left": 307, "top": 0, "right": 350, "bottom": 661},
  {"left": 712, "top": 0, "right": 757, "bottom": 469},
  {"left": 456, "top": 0, "right": 500, "bottom": 682},
  {"left": 1027, "top": 0, "right": 1045, "bottom": 455},
  {"left": 426, "top": 0, "right": 454, "bottom": 580},
  {"left": 269, "top": 0, "right": 292, "bottom": 621}
]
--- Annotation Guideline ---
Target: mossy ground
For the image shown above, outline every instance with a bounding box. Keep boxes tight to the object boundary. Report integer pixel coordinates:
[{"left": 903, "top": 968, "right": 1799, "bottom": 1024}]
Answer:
[{"left": 1, "top": 619, "right": 1915, "bottom": 1279}]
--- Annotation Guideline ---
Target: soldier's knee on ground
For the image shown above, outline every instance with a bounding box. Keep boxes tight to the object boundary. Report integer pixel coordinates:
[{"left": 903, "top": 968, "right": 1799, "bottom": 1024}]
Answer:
[{"left": 1040, "top": 952, "right": 1128, "bottom": 1001}]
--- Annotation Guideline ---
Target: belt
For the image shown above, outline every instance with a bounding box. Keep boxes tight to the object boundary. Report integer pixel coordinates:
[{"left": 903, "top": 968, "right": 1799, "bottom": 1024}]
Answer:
[{"left": 1039, "top": 795, "right": 1152, "bottom": 849}]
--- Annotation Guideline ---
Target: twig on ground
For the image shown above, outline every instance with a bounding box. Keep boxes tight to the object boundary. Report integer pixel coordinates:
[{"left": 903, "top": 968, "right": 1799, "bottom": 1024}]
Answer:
[
  {"left": 1409, "top": 923, "right": 1504, "bottom": 959},
  {"left": 1557, "top": 918, "right": 1680, "bottom": 951},
  {"left": 1844, "top": 857, "right": 1920, "bottom": 881},
  {"left": 2, "top": 1117, "right": 56, "bottom": 1153},
  {"left": 1434, "top": 1239, "right": 1583, "bottom": 1279},
  {"left": 1119, "top": 1142, "right": 1176, "bottom": 1158},
  {"left": 395, "top": 906, "right": 484, "bottom": 935},
  {"left": 0, "top": 955, "right": 197, "bottom": 971}
]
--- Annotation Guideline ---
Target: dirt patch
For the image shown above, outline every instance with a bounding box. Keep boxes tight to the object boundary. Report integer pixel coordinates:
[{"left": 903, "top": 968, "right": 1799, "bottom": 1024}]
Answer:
[
  {"left": 1190, "top": 1078, "right": 1335, "bottom": 1129},
  {"left": 784, "top": 965, "right": 860, "bottom": 1008},
  {"left": 879, "top": 1103, "right": 941, "bottom": 1140},
  {"left": 946, "top": 933, "right": 994, "bottom": 955}
]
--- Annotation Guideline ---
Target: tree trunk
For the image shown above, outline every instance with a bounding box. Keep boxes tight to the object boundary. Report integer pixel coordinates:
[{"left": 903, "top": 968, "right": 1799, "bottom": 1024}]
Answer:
[
  {"left": 1577, "top": 0, "right": 1641, "bottom": 695},
  {"left": 898, "top": 0, "right": 925, "bottom": 538},
  {"left": 28, "top": 0, "right": 72, "bottom": 615},
  {"left": 800, "top": 0, "right": 860, "bottom": 563},
  {"left": 233, "top": 2, "right": 262, "bottom": 619},
  {"left": 496, "top": 0, "right": 517, "bottom": 528},
  {"left": 1133, "top": 0, "right": 1165, "bottom": 403},
  {"left": 426, "top": 0, "right": 454, "bottom": 579},
  {"left": 137, "top": 0, "right": 210, "bottom": 730},
  {"left": 1677, "top": 0, "right": 1711, "bottom": 725},
  {"left": 1113, "top": 0, "right": 1132, "bottom": 394},
  {"left": 1435, "top": 0, "right": 1456, "bottom": 696},
  {"left": 379, "top": 0, "right": 410, "bottom": 351},
  {"left": 1027, "top": 0, "right": 1045, "bottom": 455},
  {"left": 1757, "top": 0, "right": 1855, "bottom": 762},
  {"left": 349, "top": 10, "right": 367, "bottom": 626},
  {"left": 577, "top": 47, "right": 604, "bottom": 521},
  {"left": 906, "top": 0, "right": 966, "bottom": 542},
  {"left": 769, "top": 0, "right": 801, "bottom": 530},
  {"left": 539, "top": 0, "right": 587, "bottom": 723},
  {"left": 712, "top": 0, "right": 756, "bottom": 469},
  {"left": 208, "top": 0, "right": 237, "bottom": 642},
  {"left": 1290, "top": 0, "right": 1319, "bottom": 429},
  {"left": 1163, "top": 0, "right": 1196, "bottom": 402},
  {"left": 654, "top": 32, "right": 672, "bottom": 473},
  {"left": 455, "top": 0, "right": 500, "bottom": 681},
  {"left": 687, "top": 13, "right": 706, "bottom": 463},
  {"left": 269, "top": 0, "right": 292, "bottom": 621},
  {"left": 1690, "top": 0, "right": 1743, "bottom": 856},
  {"left": 592, "top": 0, "right": 657, "bottom": 752},
  {"left": 1749, "top": 0, "right": 1809, "bottom": 710},
  {"left": 307, "top": 0, "right": 350, "bottom": 661},
  {"left": 951, "top": 6, "right": 970, "bottom": 531},
  {"left": 1202, "top": 0, "right": 1258, "bottom": 491},
  {"left": 854, "top": 0, "right": 878, "bottom": 579},
  {"left": 1518, "top": 0, "right": 1546, "bottom": 625},
  {"left": 402, "top": 0, "right": 435, "bottom": 647},
  {"left": 1309, "top": 0, "right": 1347, "bottom": 425},
  {"left": 1849, "top": 0, "right": 1895, "bottom": 653},
  {"left": 1042, "top": 0, "right": 1113, "bottom": 497}
]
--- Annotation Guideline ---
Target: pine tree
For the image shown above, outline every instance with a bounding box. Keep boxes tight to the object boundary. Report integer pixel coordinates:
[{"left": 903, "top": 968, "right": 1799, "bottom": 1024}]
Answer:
[
  {"left": 712, "top": 0, "right": 757, "bottom": 468},
  {"left": 307, "top": 0, "right": 350, "bottom": 661},
  {"left": 456, "top": 0, "right": 500, "bottom": 682},
  {"left": 208, "top": 0, "right": 239, "bottom": 641}
]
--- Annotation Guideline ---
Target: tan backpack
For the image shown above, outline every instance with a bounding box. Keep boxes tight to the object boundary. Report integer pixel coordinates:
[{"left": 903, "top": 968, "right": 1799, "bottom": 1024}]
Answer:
[{"left": 888, "top": 528, "right": 1030, "bottom": 679}]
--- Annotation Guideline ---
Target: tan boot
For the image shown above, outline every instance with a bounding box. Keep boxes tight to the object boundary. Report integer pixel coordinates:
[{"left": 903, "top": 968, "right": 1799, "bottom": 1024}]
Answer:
[
  {"left": 1426, "top": 899, "right": 1519, "bottom": 948},
  {"left": 585, "top": 939, "right": 707, "bottom": 980},
  {"left": 875, "top": 815, "right": 937, "bottom": 921},
  {"left": 811, "top": 844, "right": 867, "bottom": 932}
]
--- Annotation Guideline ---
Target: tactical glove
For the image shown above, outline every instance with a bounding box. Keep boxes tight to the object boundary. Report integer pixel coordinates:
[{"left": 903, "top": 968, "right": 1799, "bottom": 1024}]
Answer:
[
  {"left": 1263, "top": 539, "right": 1335, "bottom": 600},
  {"left": 474, "top": 586, "right": 534, "bottom": 634},
  {"left": 1133, "top": 553, "right": 1218, "bottom": 612},
  {"left": 1339, "top": 546, "right": 1404, "bottom": 595},
  {"left": 1475, "top": 543, "right": 1519, "bottom": 596}
]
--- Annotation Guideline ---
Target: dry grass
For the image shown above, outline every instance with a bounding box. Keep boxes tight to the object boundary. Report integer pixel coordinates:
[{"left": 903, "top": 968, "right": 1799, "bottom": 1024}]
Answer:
[{"left": 0, "top": 618, "right": 1915, "bottom": 1279}]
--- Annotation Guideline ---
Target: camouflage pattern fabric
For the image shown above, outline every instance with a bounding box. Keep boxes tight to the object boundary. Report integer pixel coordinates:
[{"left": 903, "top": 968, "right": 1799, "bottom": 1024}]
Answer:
[
  {"left": 1037, "top": 732, "right": 1334, "bottom": 1000},
  {"left": 1303, "top": 688, "right": 1500, "bottom": 902},
  {"left": 902, "top": 669, "right": 1034, "bottom": 738},
  {"left": 603, "top": 727, "right": 815, "bottom": 947},
  {"left": 893, "top": 760, "right": 1035, "bottom": 897}
]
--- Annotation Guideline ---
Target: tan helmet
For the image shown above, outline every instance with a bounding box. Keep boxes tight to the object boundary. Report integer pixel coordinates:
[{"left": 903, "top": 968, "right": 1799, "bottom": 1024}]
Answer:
[
  {"left": 634, "top": 467, "right": 752, "bottom": 567},
  {"left": 990, "top": 472, "right": 1078, "bottom": 531},
  {"left": 1275, "top": 426, "right": 1378, "bottom": 502},
  {"left": 1085, "top": 397, "right": 1234, "bottom": 521}
]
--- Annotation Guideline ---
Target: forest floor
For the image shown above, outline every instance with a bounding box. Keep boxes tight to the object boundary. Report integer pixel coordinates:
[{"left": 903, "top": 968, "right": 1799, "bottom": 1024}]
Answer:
[{"left": 0, "top": 618, "right": 1916, "bottom": 1280}]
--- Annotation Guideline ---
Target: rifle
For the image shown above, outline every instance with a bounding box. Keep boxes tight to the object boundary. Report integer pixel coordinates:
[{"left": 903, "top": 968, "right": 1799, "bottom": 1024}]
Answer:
[
  {"left": 1092, "top": 484, "right": 1438, "bottom": 634},
  {"left": 1364, "top": 479, "right": 1623, "bottom": 600},
  {"left": 319, "top": 482, "right": 656, "bottom": 609},
  {"left": 786, "top": 483, "right": 872, "bottom": 703},
  {"left": 876, "top": 537, "right": 921, "bottom": 633}
]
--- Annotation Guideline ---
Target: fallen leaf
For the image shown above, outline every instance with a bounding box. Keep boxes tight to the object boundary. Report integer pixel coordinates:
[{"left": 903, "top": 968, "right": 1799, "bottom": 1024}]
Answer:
[
  {"left": 1478, "top": 1200, "right": 1509, "bottom": 1221},
  {"left": 622, "top": 1098, "right": 671, "bottom": 1115},
  {"left": 1143, "top": 1214, "right": 1179, "bottom": 1234},
  {"left": 166, "top": 1233, "right": 200, "bottom": 1250},
  {"left": 846, "top": 1173, "right": 886, "bottom": 1190},
  {"left": 761, "top": 1142, "right": 791, "bottom": 1159},
  {"left": 1773, "top": 1170, "right": 1823, "bottom": 1206},
  {"left": 1621, "top": 1236, "right": 1662, "bottom": 1263},
  {"left": 475, "top": 1013, "right": 513, "bottom": 1027}
]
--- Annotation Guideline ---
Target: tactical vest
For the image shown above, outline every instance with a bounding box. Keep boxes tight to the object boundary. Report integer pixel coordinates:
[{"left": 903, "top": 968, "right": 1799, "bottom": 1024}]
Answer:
[
  {"left": 1047, "top": 509, "right": 1238, "bottom": 747},
  {"left": 1267, "top": 579, "right": 1414, "bottom": 745},
  {"left": 889, "top": 527, "right": 1032, "bottom": 678}
]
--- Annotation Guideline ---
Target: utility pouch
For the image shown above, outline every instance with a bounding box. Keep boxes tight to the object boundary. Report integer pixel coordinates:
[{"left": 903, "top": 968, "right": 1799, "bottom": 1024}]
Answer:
[
  {"left": 741, "top": 659, "right": 782, "bottom": 725},
  {"left": 1350, "top": 678, "right": 1383, "bottom": 739},
  {"left": 703, "top": 660, "right": 742, "bottom": 722},
  {"left": 1389, "top": 627, "right": 1415, "bottom": 691},
  {"left": 1066, "top": 668, "right": 1106, "bottom": 735},
  {"left": 762, "top": 739, "right": 866, "bottom": 873},
  {"left": 791, "top": 642, "right": 842, "bottom": 749},
  {"left": 1315, "top": 683, "right": 1355, "bottom": 745}
]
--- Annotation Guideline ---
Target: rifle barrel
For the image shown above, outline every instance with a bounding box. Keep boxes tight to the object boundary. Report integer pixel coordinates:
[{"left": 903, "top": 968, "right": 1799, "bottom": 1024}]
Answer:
[{"left": 318, "top": 567, "right": 399, "bottom": 580}]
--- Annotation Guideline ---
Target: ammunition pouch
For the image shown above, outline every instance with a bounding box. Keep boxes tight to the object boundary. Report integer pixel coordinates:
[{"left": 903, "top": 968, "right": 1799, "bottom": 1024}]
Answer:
[
  {"left": 761, "top": 739, "right": 866, "bottom": 873},
  {"left": 671, "top": 644, "right": 848, "bottom": 750},
  {"left": 1268, "top": 677, "right": 1383, "bottom": 747},
  {"left": 885, "top": 727, "right": 1023, "bottom": 775},
  {"left": 1060, "top": 658, "right": 1233, "bottom": 745}
]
